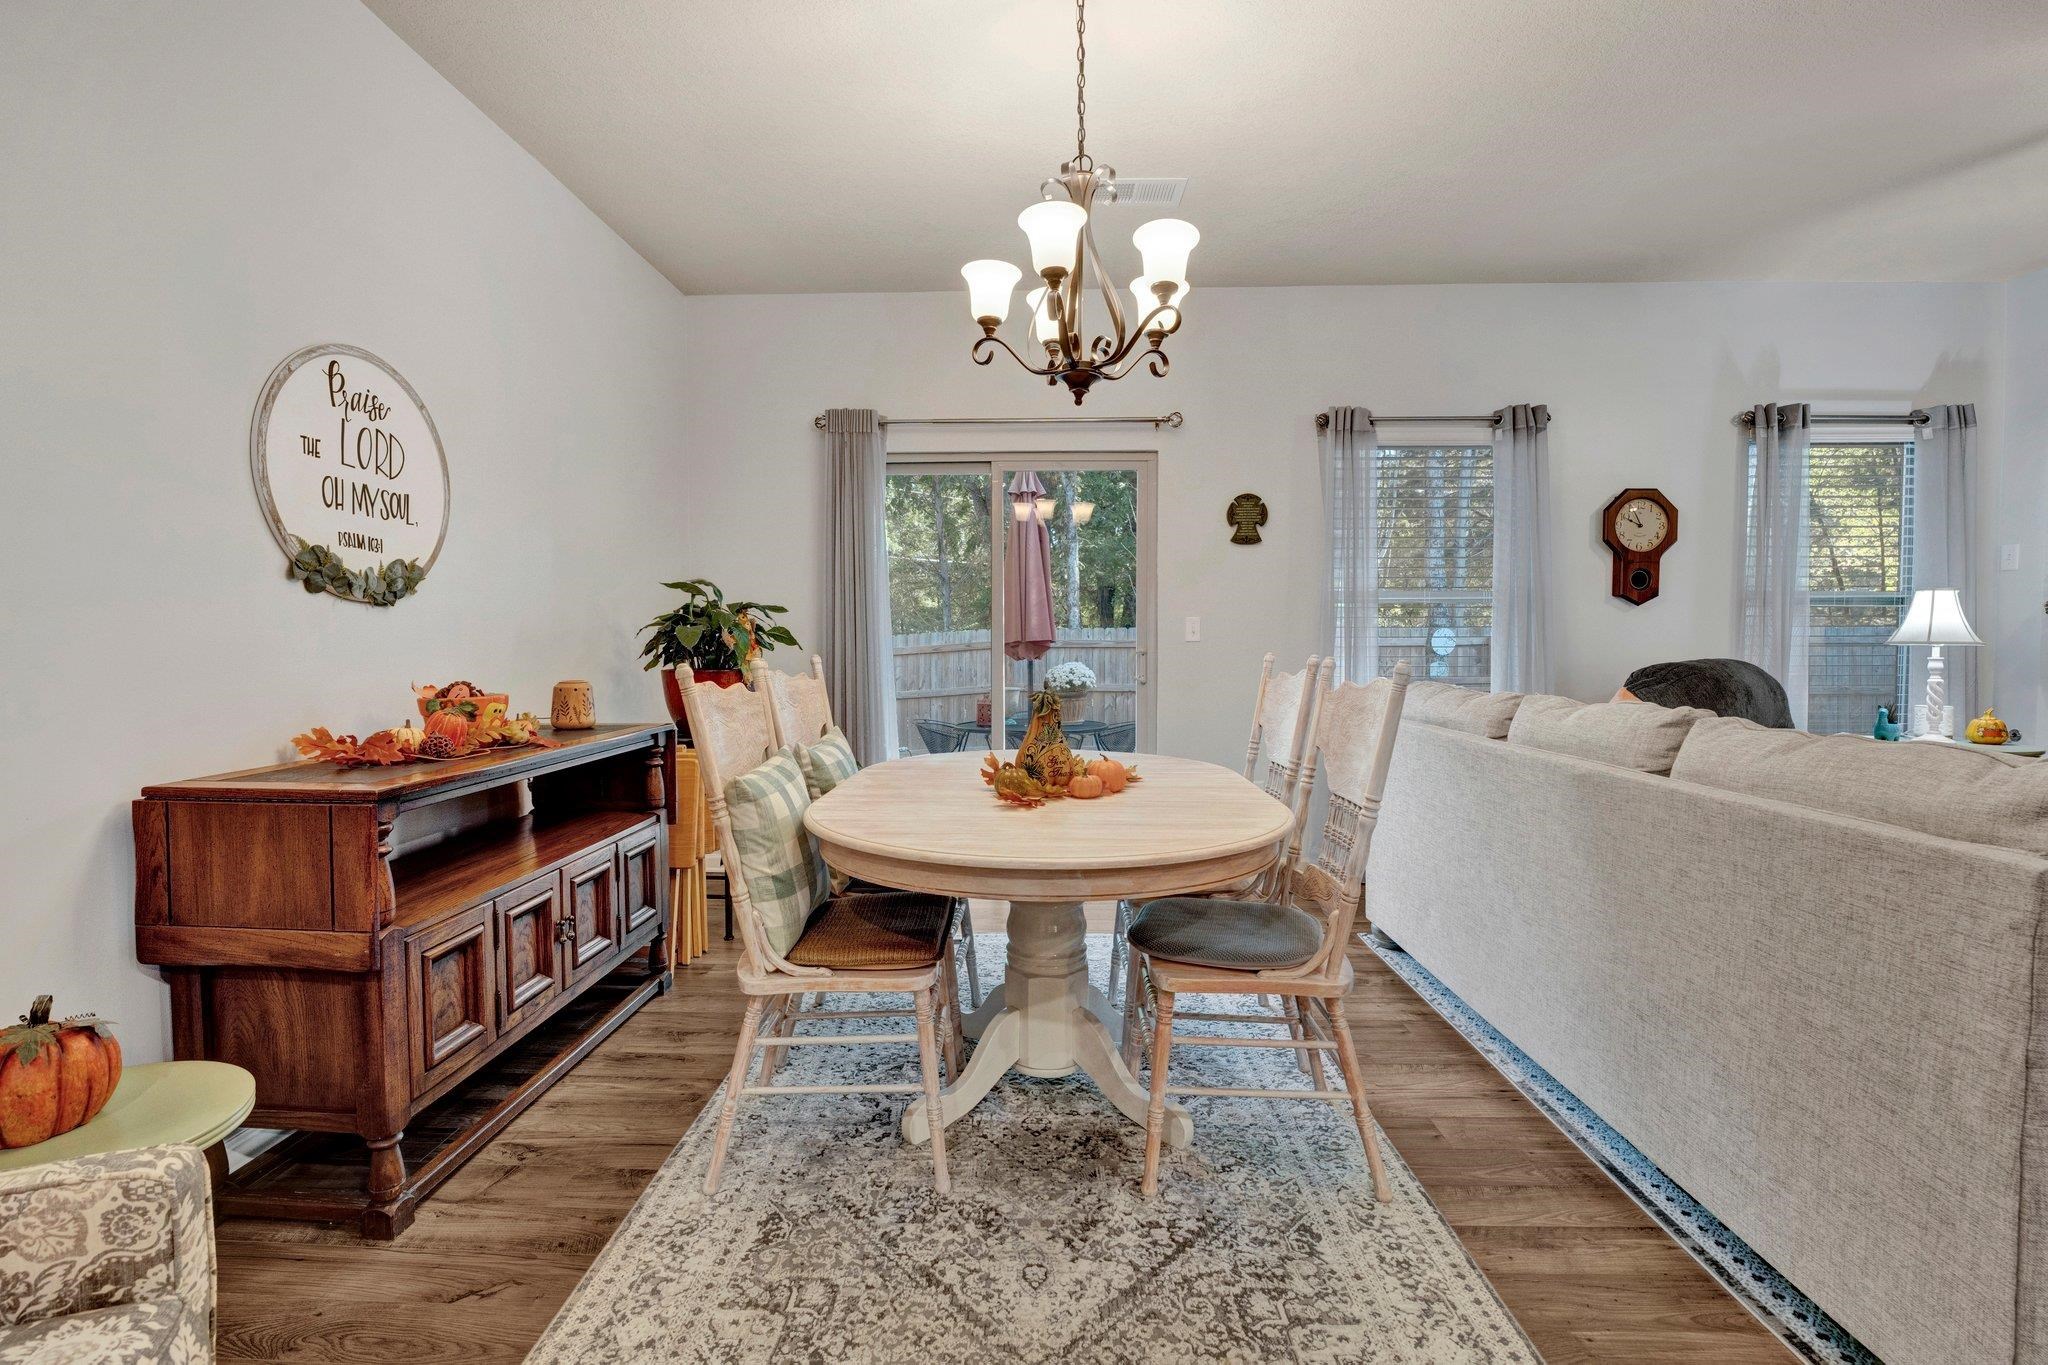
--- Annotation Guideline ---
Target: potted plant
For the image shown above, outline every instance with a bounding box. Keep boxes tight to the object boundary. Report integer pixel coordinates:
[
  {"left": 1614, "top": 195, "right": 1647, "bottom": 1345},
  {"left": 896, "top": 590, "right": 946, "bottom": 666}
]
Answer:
[
  {"left": 1044, "top": 659, "right": 1097, "bottom": 724},
  {"left": 638, "top": 578, "right": 799, "bottom": 726}
]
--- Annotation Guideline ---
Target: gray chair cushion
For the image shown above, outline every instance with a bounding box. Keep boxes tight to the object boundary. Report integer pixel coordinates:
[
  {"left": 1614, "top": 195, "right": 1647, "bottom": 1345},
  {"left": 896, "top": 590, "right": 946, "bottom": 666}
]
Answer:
[{"left": 1127, "top": 897, "right": 1323, "bottom": 970}]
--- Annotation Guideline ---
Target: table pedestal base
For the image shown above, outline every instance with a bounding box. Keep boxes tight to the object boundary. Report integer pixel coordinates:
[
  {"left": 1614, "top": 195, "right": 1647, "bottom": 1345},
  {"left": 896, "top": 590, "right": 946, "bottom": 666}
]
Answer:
[{"left": 902, "top": 900, "right": 1192, "bottom": 1148}]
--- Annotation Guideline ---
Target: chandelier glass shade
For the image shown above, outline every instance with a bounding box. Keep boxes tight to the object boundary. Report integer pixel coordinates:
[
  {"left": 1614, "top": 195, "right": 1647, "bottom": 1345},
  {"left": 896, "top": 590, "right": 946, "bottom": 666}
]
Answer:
[{"left": 959, "top": 0, "right": 1198, "bottom": 404}]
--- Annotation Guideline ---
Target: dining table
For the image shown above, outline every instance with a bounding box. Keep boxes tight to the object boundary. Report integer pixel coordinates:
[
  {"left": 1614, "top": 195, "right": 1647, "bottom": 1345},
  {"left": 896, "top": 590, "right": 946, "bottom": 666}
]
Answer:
[{"left": 804, "top": 752, "right": 1296, "bottom": 1148}]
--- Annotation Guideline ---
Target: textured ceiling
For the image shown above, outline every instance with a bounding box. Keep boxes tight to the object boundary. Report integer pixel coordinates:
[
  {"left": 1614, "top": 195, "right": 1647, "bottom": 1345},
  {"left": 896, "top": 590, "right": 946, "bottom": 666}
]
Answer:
[{"left": 365, "top": 0, "right": 2048, "bottom": 293}]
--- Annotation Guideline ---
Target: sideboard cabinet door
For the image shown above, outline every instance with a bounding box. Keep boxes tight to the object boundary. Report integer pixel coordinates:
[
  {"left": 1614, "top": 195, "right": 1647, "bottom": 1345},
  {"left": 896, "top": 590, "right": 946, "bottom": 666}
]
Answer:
[
  {"left": 617, "top": 825, "right": 662, "bottom": 936},
  {"left": 564, "top": 846, "right": 620, "bottom": 983},
  {"left": 407, "top": 904, "right": 497, "bottom": 1096},
  {"left": 494, "top": 870, "right": 565, "bottom": 1033}
]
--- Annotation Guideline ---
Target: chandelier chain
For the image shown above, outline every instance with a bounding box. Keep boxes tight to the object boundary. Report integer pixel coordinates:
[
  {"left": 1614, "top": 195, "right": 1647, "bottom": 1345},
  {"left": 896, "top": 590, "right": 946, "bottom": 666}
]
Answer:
[{"left": 1074, "top": 0, "right": 1088, "bottom": 168}]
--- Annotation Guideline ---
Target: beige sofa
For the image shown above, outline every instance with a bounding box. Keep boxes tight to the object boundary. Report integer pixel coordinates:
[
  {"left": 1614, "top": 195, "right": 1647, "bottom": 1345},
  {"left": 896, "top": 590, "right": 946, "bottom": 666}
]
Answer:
[
  {"left": 0, "top": 1146, "right": 215, "bottom": 1362},
  {"left": 1368, "top": 685, "right": 2048, "bottom": 1365}
]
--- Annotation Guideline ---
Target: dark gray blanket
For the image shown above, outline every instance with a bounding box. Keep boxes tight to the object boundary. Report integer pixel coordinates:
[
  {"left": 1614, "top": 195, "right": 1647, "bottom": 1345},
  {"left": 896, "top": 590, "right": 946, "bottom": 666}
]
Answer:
[{"left": 1622, "top": 658, "right": 1794, "bottom": 729}]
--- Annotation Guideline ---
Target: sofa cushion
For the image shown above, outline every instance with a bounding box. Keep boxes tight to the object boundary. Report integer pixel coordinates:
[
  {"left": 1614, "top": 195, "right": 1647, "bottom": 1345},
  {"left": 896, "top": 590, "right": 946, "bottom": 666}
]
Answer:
[
  {"left": 1507, "top": 694, "right": 1710, "bottom": 774},
  {"left": 1672, "top": 716, "right": 2048, "bottom": 856},
  {"left": 1402, "top": 682, "right": 1523, "bottom": 738}
]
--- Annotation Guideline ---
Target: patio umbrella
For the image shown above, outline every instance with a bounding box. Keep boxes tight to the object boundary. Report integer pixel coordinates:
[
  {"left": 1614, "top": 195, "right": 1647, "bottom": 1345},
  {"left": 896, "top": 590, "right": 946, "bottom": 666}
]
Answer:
[{"left": 1004, "top": 471, "right": 1057, "bottom": 677}]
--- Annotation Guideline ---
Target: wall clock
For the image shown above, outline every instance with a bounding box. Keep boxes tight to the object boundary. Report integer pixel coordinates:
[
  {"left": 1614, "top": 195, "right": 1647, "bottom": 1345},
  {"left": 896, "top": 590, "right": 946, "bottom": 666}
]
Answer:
[
  {"left": 250, "top": 344, "right": 449, "bottom": 606},
  {"left": 1601, "top": 487, "right": 1676, "bottom": 605}
]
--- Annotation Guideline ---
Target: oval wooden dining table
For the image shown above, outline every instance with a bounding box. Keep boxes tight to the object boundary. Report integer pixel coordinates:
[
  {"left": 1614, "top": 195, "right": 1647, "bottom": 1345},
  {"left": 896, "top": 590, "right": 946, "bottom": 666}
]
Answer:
[{"left": 805, "top": 752, "right": 1295, "bottom": 1147}]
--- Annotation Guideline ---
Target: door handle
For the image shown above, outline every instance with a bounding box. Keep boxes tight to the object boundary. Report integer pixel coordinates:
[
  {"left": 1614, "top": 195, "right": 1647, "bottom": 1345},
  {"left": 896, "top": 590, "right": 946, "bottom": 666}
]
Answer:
[{"left": 1136, "top": 648, "right": 1149, "bottom": 686}]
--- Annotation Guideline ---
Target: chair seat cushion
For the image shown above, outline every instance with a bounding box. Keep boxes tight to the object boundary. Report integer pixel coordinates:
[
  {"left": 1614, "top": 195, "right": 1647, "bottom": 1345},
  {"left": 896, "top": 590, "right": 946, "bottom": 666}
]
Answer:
[
  {"left": 1128, "top": 897, "right": 1323, "bottom": 970},
  {"left": 784, "top": 891, "right": 954, "bottom": 970}
]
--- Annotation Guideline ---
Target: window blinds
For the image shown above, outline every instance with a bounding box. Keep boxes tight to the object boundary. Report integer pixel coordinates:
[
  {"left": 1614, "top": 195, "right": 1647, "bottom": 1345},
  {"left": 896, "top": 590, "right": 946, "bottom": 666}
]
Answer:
[
  {"left": 1804, "top": 441, "right": 1913, "bottom": 734},
  {"left": 1373, "top": 445, "right": 1494, "bottom": 688}
]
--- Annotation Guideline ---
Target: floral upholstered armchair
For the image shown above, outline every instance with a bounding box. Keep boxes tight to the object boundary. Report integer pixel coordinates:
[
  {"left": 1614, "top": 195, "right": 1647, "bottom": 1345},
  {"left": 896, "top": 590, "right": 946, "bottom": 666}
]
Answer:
[{"left": 0, "top": 1146, "right": 215, "bottom": 1364}]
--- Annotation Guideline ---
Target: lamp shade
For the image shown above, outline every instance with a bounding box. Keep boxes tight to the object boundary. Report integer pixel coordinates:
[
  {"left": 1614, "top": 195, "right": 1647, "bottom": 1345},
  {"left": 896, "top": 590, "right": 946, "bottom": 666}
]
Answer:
[
  {"left": 960, "top": 259, "right": 1022, "bottom": 325},
  {"left": 1887, "top": 588, "right": 1983, "bottom": 646},
  {"left": 1132, "top": 218, "right": 1199, "bottom": 285},
  {"left": 1026, "top": 286, "right": 1060, "bottom": 346},
  {"left": 1128, "top": 276, "right": 1189, "bottom": 321},
  {"left": 1017, "top": 199, "right": 1087, "bottom": 276}
]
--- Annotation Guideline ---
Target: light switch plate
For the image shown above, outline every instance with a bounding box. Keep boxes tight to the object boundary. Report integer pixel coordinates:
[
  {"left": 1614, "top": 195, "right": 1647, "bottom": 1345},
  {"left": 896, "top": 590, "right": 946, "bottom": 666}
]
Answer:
[
  {"left": 1183, "top": 615, "right": 1202, "bottom": 642},
  {"left": 2000, "top": 543, "right": 2021, "bottom": 571}
]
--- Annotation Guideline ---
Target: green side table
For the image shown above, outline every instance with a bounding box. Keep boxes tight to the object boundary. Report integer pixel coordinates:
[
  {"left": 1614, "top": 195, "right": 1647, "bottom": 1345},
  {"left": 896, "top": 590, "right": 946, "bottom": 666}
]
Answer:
[{"left": 0, "top": 1060, "right": 255, "bottom": 1178}]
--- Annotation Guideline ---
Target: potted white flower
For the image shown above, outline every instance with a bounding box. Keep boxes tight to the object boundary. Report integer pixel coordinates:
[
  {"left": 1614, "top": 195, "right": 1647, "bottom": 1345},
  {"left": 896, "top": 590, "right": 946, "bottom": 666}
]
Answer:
[{"left": 1044, "top": 660, "right": 1097, "bottom": 724}]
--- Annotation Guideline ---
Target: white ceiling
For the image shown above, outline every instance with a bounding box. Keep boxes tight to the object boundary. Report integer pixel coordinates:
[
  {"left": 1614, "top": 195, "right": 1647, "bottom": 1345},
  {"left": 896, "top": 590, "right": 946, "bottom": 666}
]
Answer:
[{"left": 365, "top": 0, "right": 2048, "bottom": 294}]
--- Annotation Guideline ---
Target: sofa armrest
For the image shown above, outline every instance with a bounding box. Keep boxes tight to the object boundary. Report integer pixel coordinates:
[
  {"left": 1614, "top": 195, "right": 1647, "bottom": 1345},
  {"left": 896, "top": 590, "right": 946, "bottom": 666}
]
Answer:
[{"left": 0, "top": 1145, "right": 214, "bottom": 1352}]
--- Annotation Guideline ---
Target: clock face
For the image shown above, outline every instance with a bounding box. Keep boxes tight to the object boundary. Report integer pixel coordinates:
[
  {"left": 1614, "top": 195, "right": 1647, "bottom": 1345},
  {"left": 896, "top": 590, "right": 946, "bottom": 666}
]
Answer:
[{"left": 1613, "top": 497, "right": 1670, "bottom": 552}]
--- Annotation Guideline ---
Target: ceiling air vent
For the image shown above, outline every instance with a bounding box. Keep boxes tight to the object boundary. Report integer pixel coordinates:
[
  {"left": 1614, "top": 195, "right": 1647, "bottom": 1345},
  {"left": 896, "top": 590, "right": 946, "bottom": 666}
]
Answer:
[{"left": 1103, "top": 177, "right": 1186, "bottom": 208}]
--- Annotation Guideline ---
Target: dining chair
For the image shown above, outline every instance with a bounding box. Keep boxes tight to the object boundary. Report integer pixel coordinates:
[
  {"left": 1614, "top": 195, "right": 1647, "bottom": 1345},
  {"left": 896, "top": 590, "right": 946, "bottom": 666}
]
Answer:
[
  {"left": 753, "top": 657, "right": 981, "bottom": 1012},
  {"left": 682, "top": 670, "right": 966, "bottom": 1195},
  {"left": 915, "top": 718, "right": 976, "bottom": 754},
  {"left": 1105, "top": 654, "right": 1325, "bottom": 1009},
  {"left": 1121, "top": 661, "right": 1412, "bottom": 1201}
]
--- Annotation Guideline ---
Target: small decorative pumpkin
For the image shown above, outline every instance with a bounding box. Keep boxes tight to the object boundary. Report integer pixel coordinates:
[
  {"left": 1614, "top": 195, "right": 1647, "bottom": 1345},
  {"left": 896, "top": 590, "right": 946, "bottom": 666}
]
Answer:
[
  {"left": 424, "top": 708, "right": 470, "bottom": 746},
  {"left": 0, "top": 996, "right": 121, "bottom": 1149},
  {"left": 1068, "top": 769, "right": 1105, "bottom": 799},
  {"left": 390, "top": 722, "right": 428, "bottom": 752},
  {"left": 1965, "top": 708, "right": 2010, "bottom": 745}
]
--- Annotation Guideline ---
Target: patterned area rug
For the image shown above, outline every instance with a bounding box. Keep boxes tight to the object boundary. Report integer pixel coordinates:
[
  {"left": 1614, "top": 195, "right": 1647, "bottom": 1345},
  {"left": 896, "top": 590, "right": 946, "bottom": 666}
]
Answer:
[{"left": 528, "top": 936, "right": 1541, "bottom": 1364}]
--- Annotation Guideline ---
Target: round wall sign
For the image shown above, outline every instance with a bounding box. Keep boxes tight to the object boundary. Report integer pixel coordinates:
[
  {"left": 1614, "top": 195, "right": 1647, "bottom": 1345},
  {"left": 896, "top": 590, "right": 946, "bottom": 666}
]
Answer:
[{"left": 250, "top": 344, "right": 449, "bottom": 606}]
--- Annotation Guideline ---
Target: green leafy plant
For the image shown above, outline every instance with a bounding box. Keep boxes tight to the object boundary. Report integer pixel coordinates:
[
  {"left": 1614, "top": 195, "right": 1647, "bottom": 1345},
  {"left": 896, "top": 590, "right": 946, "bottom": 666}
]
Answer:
[
  {"left": 287, "top": 535, "right": 427, "bottom": 607},
  {"left": 638, "top": 578, "right": 798, "bottom": 673}
]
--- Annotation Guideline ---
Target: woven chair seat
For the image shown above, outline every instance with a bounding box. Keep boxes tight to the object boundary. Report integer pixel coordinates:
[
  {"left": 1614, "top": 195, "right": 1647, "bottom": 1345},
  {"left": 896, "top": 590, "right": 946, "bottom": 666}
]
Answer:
[
  {"left": 784, "top": 890, "right": 954, "bottom": 970},
  {"left": 1128, "top": 897, "right": 1322, "bottom": 971}
]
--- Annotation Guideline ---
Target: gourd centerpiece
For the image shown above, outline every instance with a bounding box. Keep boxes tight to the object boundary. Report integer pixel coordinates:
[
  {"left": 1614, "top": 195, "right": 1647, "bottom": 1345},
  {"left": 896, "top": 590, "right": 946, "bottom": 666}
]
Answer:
[
  {"left": 0, "top": 996, "right": 122, "bottom": 1149},
  {"left": 982, "top": 685, "right": 1139, "bottom": 807}
]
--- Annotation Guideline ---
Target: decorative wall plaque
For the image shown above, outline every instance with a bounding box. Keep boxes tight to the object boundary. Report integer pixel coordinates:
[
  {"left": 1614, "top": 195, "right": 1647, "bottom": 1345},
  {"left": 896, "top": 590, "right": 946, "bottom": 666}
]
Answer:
[
  {"left": 250, "top": 344, "right": 449, "bottom": 605},
  {"left": 1226, "top": 492, "right": 1269, "bottom": 545}
]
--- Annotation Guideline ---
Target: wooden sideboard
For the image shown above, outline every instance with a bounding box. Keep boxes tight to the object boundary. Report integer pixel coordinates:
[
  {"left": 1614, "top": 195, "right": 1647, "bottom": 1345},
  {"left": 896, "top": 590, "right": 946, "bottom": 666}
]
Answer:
[{"left": 134, "top": 723, "right": 675, "bottom": 1237}]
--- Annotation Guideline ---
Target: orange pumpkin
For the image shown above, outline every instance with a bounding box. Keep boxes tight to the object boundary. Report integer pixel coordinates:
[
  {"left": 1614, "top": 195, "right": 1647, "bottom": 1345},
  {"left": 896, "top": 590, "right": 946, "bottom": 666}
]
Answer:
[
  {"left": 1068, "top": 770, "right": 1105, "bottom": 799},
  {"left": 1097, "top": 764, "right": 1128, "bottom": 795},
  {"left": 424, "top": 708, "right": 471, "bottom": 747},
  {"left": 0, "top": 996, "right": 122, "bottom": 1149}
]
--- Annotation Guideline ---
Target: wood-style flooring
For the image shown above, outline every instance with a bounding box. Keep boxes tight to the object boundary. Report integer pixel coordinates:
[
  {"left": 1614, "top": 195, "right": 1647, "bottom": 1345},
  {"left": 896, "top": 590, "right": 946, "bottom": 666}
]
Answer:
[{"left": 215, "top": 905, "right": 1792, "bottom": 1363}]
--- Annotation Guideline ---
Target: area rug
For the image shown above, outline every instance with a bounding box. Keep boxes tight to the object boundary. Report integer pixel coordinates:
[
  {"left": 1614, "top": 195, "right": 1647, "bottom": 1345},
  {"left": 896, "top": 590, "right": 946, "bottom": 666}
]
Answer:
[
  {"left": 527, "top": 936, "right": 1541, "bottom": 1364},
  {"left": 1369, "top": 935, "right": 1876, "bottom": 1365}
]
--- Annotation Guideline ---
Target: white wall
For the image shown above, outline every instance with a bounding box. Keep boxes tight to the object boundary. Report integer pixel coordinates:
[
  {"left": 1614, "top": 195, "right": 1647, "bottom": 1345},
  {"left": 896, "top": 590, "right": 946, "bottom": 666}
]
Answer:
[
  {"left": 0, "top": 2, "right": 690, "bottom": 1061},
  {"left": 681, "top": 282, "right": 2008, "bottom": 762},
  {"left": 1999, "top": 266, "right": 2048, "bottom": 735}
]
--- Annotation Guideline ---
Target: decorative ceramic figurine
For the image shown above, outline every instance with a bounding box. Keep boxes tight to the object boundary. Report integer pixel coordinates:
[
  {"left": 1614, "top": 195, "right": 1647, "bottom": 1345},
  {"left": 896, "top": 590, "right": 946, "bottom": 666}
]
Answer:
[
  {"left": 551, "top": 679, "right": 595, "bottom": 731},
  {"left": 1872, "top": 706, "right": 1901, "bottom": 742},
  {"left": 1965, "top": 707, "right": 2009, "bottom": 745}
]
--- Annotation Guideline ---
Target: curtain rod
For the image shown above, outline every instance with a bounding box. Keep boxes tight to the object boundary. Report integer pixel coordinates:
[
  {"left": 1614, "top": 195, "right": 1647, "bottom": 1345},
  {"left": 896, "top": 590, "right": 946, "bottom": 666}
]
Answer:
[
  {"left": 1734, "top": 409, "right": 1930, "bottom": 427},
  {"left": 1314, "top": 412, "right": 1500, "bottom": 429},
  {"left": 814, "top": 411, "right": 1182, "bottom": 430}
]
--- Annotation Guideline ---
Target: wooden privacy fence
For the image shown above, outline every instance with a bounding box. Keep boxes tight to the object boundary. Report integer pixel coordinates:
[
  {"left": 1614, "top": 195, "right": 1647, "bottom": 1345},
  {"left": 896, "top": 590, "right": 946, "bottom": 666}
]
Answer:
[{"left": 893, "top": 627, "right": 1138, "bottom": 752}]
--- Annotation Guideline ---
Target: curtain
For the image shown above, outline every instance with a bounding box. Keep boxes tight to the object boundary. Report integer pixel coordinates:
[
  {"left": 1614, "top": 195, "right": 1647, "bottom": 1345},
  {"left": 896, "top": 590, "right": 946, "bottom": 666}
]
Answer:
[
  {"left": 1491, "top": 404, "right": 1553, "bottom": 694},
  {"left": 1320, "top": 407, "right": 1378, "bottom": 683},
  {"left": 820, "top": 409, "right": 895, "bottom": 763},
  {"left": 1911, "top": 404, "right": 1978, "bottom": 737},
  {"left": 1739, "top": 402, "right": 1813, "bottom": 728}
]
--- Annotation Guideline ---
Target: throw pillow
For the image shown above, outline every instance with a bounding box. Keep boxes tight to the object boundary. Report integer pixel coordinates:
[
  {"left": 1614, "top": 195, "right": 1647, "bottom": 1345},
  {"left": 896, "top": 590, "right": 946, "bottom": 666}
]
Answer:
[
  {"left": 724, "top": 749, "right": 831, "bottom": 957},
  {"left": 798, "top": 726, "right": 861, "bottom": 797}
]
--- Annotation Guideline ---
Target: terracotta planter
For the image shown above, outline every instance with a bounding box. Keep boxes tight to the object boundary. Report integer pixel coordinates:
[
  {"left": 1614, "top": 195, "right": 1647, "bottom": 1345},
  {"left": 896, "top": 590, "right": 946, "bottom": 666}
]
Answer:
[{"left": 661, "top": 666, "right": 747, "bottom": 741}]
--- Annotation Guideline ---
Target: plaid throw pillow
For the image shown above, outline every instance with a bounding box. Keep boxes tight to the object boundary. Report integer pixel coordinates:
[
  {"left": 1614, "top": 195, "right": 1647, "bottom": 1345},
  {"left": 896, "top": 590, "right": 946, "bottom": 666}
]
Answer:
[
  {"left": 798, "top": 726, "right": 861, "bottom": 797},
  {"left": 724, "top": 749, "right": 830, "bottom": 957}
]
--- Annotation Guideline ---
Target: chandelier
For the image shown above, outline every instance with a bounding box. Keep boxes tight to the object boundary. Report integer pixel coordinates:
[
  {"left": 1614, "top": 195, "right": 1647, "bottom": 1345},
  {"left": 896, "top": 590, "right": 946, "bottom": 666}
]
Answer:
[{"left": 959, "top": 0, "right": 1199, "bottom": 404}]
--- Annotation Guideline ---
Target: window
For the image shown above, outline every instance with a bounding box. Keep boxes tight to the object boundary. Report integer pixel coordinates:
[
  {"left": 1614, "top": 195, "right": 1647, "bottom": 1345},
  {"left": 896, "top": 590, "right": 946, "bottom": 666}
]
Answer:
[
  {"left": 1369, "top": 445, "right": 1494, "bottom": 687},
  {"left": 1804, "top": 441, "right": 1913, "bottom": 734}
]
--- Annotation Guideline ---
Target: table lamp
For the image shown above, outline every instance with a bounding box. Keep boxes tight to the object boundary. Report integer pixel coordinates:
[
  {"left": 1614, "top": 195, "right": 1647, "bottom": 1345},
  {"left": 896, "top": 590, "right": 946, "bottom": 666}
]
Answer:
[{"left": 1886, "top": 588, "right": 1981, "bottom": 741}]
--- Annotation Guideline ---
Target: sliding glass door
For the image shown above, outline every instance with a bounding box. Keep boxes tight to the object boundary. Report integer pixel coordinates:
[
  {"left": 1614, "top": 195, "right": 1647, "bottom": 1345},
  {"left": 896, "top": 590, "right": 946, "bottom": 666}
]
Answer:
[{"left": 884, "top": 454, "right": 1154, "bottom": 756}]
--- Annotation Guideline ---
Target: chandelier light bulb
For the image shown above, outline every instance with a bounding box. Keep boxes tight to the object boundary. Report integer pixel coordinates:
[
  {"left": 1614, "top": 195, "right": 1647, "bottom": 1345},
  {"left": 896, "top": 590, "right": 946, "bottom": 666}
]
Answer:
[
  {"left": 1132, "top": 218, "right": 1199, "bottom": 287},
  {"left": 1129, "top": 276, "right": 1189, "bottom": 326},
  {"left": 960, "top": 259, "right": 1023, "bottom": 327},
  {"left": 1026, "top": 286, "right": 1060, "bottom": 345},
  {"left": 1018, "top": 199, "right": 1088, "bottom": 277}
]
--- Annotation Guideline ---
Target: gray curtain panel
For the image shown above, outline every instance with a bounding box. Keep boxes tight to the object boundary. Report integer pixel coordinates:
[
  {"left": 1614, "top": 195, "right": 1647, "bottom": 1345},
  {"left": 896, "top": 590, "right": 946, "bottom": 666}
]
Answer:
[
  {"left": 1491, "top": 404, "right": 1553, "bottom": 694},
  {"left": 1911, "top": 404, "right": 1979, "bottom": 737},
  {"left": 821, "top": 409, "right": 895, "bottom": 763},
  {"left": 1320, "top": 407, "right": 1378, "bottom": 683},
  {"left": 1738, "top": 402, "right": 1813, "bottom": 729}
]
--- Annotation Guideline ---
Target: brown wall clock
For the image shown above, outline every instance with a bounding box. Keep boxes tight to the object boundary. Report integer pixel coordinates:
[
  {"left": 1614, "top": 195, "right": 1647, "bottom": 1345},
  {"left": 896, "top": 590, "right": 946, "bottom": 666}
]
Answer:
[{"left": 1601, "top": 487, "right": 1676, "bottom": 604}]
